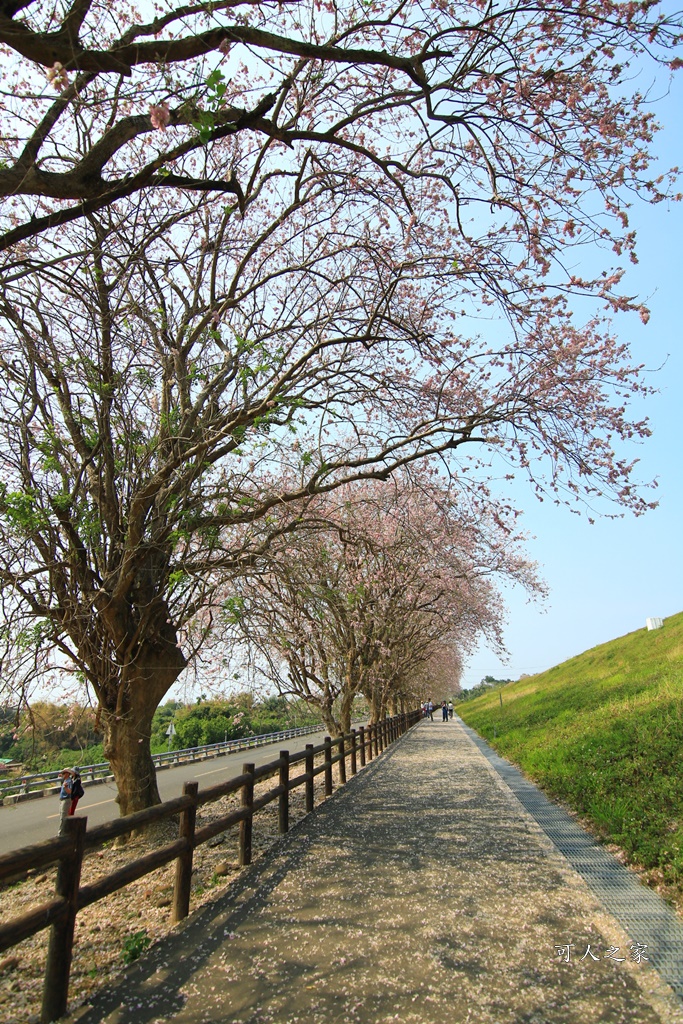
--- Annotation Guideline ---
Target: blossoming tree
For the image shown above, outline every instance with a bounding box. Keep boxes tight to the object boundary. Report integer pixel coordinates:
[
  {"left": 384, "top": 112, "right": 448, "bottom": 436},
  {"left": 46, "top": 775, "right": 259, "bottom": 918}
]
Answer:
[
  {"left": 0, "top": 0, "right": 678, "bottom": 811},
  {"left": 219, "top": 477, "right": 542, "bottom": 735}
]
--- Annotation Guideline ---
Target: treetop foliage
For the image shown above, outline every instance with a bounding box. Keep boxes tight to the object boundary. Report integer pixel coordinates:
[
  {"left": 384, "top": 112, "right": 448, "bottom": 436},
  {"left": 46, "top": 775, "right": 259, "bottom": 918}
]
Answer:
[
  {"left": 0, "top": 0, "right": 680, "bottom": 263},
  {"left": 0, "top": 0, "right": 679, "bottom": 811}
]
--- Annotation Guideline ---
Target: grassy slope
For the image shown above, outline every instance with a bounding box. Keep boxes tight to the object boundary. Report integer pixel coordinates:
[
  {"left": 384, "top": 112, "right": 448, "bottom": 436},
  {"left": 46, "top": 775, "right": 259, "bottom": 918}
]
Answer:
[{"left": 458, "top": 612, "right": 683, "bottom": 887}]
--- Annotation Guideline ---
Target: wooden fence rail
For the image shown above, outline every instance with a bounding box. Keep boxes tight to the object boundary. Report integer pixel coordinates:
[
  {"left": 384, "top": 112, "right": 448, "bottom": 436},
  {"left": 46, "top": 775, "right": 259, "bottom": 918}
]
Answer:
[{"left": 0, "top": 710, "right": 421, "bottom": 1023}]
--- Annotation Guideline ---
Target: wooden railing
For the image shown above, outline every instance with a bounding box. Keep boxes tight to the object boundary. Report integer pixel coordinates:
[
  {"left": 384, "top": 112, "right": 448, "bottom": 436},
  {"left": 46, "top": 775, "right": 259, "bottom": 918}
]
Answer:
[{"left": 0, "top": 710, "right": 421, "bottom": 1023}]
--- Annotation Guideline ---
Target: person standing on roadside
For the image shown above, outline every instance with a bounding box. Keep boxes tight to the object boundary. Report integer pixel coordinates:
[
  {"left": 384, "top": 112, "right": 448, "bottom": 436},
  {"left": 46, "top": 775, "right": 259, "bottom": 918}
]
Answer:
[
  {"left": 58, "top": 768, "right": 74, "bottom": 835},
  {"left": 69, "top": 769, "right": 84, "bottom": 816},
  {"left": 448, "top": 701, "right": 454, "bottom": 720},
  {"left": 442, "top": 701, "right": 448, "bottom": 721},
  {"left": 427, "top": 700, "right": 434, "bottom": 721}
]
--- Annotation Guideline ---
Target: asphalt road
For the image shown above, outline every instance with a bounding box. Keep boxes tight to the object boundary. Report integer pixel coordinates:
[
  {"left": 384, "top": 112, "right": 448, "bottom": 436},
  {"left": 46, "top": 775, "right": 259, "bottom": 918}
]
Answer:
[{"left": 0, "top": 729, "right": 331, "bottom": 857}]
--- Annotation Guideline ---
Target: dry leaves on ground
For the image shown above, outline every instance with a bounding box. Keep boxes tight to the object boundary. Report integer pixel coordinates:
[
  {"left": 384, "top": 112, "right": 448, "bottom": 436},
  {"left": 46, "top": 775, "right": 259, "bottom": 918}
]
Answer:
[{"left": 0, "top": 761, "right": 347, "bottom": 1024}]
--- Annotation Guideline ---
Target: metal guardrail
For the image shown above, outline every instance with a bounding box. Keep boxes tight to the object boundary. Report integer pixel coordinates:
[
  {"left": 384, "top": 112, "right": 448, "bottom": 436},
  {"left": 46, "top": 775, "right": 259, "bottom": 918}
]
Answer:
[{"left": 0, "top": 723, "right": 325, "bottom": 802}]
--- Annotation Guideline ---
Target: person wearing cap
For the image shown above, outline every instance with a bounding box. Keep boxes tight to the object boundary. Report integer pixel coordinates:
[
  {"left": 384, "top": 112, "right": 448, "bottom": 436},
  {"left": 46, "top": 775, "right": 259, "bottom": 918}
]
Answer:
[{"left": 58, "top": 769, "right": 74, "bottom": 836}]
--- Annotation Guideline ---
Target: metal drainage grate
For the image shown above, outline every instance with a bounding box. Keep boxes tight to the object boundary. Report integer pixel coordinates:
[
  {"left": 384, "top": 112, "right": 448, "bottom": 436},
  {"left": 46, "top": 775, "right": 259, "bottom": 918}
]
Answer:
[{"left": 458, "top": 719, "right": 683, "bottom": 999}]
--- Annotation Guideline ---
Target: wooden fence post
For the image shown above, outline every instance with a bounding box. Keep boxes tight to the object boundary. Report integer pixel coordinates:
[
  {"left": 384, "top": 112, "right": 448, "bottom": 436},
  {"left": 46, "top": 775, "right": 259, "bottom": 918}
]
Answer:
[
  {"left": 338, "top": 736, "right": 346, "bottom": 784},
  {"left": 239, "top": 763, "right": 255, "bottom": 866},
  {"left": 377, "top": 720, "right": 383, "bottom": 754},
  {"left": 358, "top": 726, "right": 366, "bottom": 767},
  {"left": 279, "top": 751, "right": 289, "bottom": 834},
  {"left": 41, "top": 816, "right": 87, "bottom": 1024},
  {"left": 367, "top": 724, "right": 374, "bottom": 761},
  {"left": 172, "top": 781, "right": 199, "bottom": 924},
  {"left": 350, "top": 729, "right": 357, "bottom": 775},
  {"left": 324, "top": 736, "right": 333, "bottom": 796},
  {"left": 305, "top": 744, "right": 314, "bottom": 812}
]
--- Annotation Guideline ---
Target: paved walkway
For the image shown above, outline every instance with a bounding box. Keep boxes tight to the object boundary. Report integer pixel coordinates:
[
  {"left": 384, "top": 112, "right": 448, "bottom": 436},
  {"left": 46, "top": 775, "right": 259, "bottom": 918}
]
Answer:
[{"left": 70, "top": 719, "right": 683, "bottom": 1024}]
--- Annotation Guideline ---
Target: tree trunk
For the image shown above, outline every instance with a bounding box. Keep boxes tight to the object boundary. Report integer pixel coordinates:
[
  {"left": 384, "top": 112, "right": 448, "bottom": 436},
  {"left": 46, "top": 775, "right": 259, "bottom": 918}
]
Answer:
[
  {"left": 101, "top": 633, "right": 187, "bottom": 816},
  {"left": 319, "top": 704, "right": 342, "bottom": 738},
  {"left": 339, "top": 690, "right": 354, "bottom": 736},
  {"left": 104, "top": 705, "right": 161, "bottom": 816}
]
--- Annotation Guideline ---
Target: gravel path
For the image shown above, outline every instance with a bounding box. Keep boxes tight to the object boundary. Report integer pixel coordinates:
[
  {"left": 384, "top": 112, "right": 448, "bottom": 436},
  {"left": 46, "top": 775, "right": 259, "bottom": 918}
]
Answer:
[{"left": 68, "top": 719, "right": 683, "bottom": 1024}]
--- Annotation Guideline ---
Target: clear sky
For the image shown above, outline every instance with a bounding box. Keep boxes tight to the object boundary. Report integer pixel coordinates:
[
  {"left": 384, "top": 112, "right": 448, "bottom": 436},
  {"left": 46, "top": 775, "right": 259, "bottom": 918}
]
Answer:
[{"left": 462, "top": 66, "right": 683, "bottom": 689}]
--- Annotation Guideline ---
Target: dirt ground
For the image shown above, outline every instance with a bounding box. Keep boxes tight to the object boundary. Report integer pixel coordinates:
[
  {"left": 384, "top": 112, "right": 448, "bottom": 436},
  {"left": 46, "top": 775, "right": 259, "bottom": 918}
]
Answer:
[{"left": 0, "top": 757, "right": 342, "bottom": 1024}]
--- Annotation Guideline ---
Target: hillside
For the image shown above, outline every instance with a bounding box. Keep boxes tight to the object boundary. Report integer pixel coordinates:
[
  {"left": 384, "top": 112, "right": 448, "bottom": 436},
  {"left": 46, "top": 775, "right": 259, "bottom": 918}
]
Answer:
[{"left": 457, "top": 612, "right": 683, "bottom": 903}]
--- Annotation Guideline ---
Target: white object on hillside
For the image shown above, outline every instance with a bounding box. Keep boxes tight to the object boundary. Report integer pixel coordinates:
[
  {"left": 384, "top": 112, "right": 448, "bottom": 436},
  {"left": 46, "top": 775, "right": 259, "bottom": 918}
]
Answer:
[{"left": 646, "top": 617, "right": 663, "bottom": 631}]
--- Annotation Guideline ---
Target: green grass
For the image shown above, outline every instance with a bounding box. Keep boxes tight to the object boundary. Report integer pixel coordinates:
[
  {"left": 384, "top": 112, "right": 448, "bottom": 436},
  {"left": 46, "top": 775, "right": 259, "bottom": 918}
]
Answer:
[{"left": 458, "top": 612, "right": 683, "bottom": 886}]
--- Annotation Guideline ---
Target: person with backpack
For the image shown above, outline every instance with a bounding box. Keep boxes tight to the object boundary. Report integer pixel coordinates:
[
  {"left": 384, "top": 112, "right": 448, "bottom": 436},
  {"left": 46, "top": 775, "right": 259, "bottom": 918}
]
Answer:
[
  {"left": 69, "top": 769, "right": 84, "bottom": 816},
  {"left": 58, "top": 768, "right": 74, "bottom": 835}
]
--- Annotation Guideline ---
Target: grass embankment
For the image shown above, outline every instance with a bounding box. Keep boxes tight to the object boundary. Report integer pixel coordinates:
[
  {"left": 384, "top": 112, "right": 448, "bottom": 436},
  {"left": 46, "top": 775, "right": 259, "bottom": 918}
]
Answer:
[{"left": 458, "top": 612, "right": 683, "bottom": 898}]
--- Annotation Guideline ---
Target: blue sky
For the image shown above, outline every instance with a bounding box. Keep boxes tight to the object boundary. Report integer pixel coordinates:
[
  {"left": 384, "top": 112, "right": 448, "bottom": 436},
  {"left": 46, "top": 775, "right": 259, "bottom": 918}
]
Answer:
[{"left": 463, "top": 67, "right": 683, "bottom": 688}]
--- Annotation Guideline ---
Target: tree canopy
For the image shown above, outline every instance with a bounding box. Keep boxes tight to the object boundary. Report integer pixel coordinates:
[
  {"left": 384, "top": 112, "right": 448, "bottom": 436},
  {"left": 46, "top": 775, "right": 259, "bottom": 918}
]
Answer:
[
  {"left": 220, "top": 475, "right": 540, "bottom": 733},
  {"left": 0, "top": 0, "right": 679, "bottom": 811}
]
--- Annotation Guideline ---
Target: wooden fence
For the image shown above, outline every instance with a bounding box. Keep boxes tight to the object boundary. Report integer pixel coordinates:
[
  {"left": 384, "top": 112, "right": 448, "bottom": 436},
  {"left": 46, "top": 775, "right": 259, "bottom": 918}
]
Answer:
[{"left": 0, "top": 711, "right": 420, "bottom": 1023}]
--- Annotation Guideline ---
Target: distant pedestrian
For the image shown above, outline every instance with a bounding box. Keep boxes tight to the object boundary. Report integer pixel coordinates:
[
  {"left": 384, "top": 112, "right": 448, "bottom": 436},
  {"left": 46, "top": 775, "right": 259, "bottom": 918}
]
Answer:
[
  {"left": 58, "top": 769, "right": 74, "bottom": 835},
  {"left": 442, "top": 701, "right": 448, "bottom": 721},
  {"left": 448, "top": 702, "right": 454, "bottom": 719},
  {"left": 427, "top": 700, "right": 434, "bottom": 721},
  {"left": 69, "top": 769, "right": 84, "bottom": 816}
]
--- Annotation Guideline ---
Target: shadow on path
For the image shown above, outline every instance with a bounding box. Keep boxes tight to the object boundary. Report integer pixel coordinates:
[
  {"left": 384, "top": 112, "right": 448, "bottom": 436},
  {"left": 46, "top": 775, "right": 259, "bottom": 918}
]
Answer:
[{"left": 68, "top": 722, "right": 683, "bottom": 1024}]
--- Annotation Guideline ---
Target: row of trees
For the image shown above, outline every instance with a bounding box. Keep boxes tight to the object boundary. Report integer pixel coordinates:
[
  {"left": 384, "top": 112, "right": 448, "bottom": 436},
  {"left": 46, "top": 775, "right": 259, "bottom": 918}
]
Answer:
[
  {"left": 0, "top": 702, "right": 101, "bottom": 764},
  {"left": 218, "top": 475, "right": 538, "bottom": 735},
  {"left": 161, "top": 694, "right": 321, "bottom": 749},
  {"left": 0, "top": 0, "right": 679, "bottom": 812},
  {"left": 0, "top": 694, "right": 319, "bottom": 768}
]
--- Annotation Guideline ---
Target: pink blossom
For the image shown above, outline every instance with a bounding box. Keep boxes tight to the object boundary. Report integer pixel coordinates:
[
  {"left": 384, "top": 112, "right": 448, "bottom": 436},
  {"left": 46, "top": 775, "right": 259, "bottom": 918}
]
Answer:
[
  {"left": 149, "top": 102, "right": 171, "bottom": 131},
  {"left": 46, "top": 62, "right": 70, "bottom": 93}
]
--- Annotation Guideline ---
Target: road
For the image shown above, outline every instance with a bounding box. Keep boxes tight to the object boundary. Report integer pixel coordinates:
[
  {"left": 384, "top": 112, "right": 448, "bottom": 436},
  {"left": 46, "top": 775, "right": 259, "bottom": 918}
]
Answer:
[{"left": 0, "top": 729, "right": 331, "bottom": 856}]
